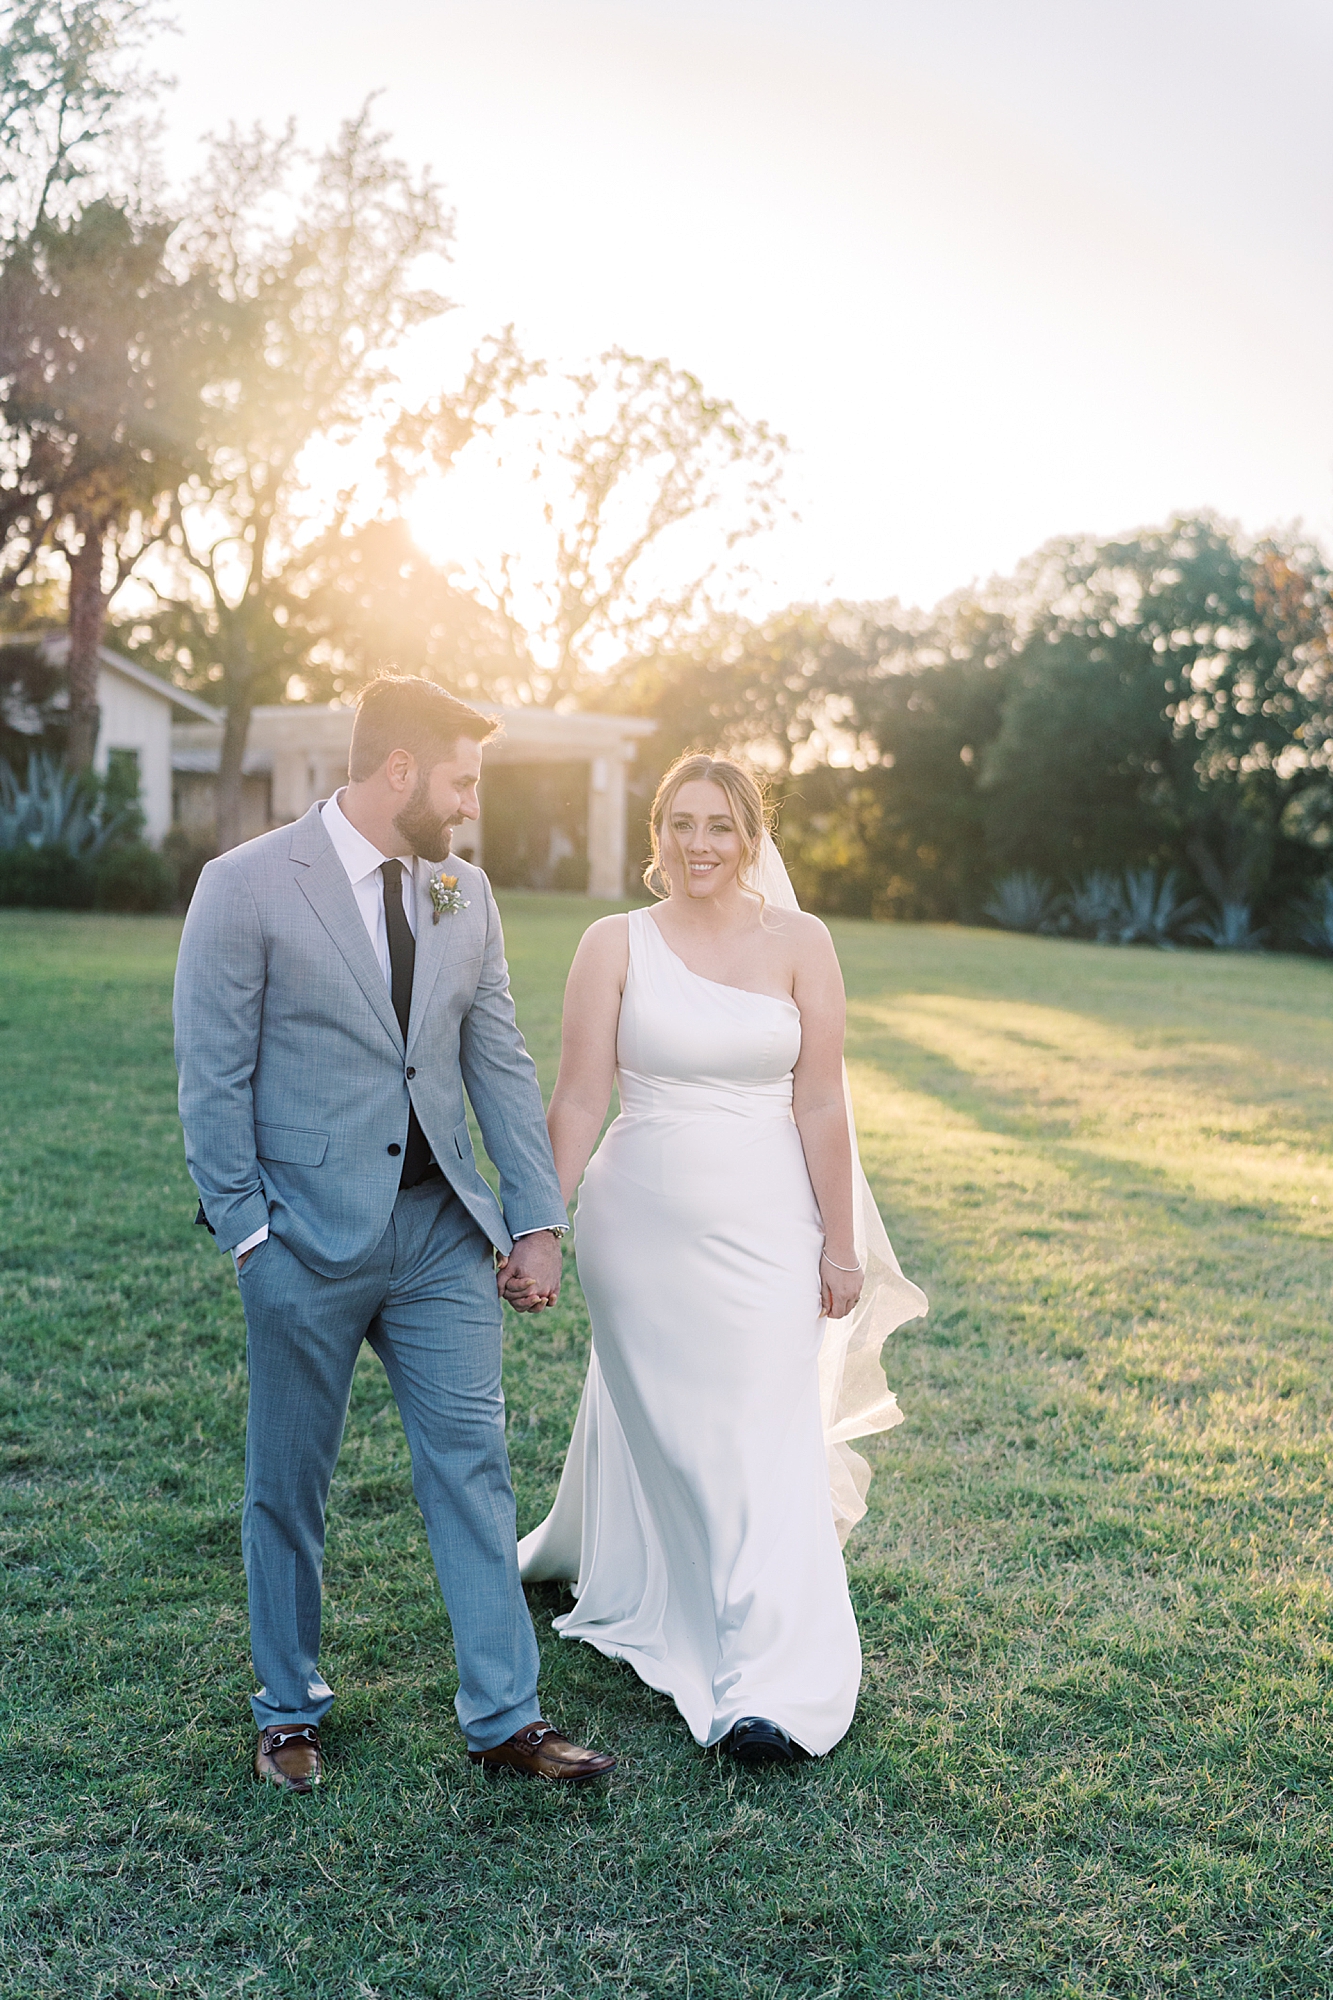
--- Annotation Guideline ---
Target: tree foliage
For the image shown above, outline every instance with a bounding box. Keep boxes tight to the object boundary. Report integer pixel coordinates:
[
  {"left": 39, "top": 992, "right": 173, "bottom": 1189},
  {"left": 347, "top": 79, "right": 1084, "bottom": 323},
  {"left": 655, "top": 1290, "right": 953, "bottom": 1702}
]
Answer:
[
  {"left": 0, "top": 199, "right": 222, "bottom": 761},
  {"left": 614, "top": 514, "right": 1333, "bottom": 926},
  {"left": 391, "top": 334, "right": 786, "bottom": 708},
  {"left": 139, "top": 106, "right": 453, "bottom": 847},
  {"left": 0, "top": 2, "right": 193, "bottom": 764},
  {"left": 983, "top": 517, "right": 1333, "bottom": 906},
  {"left": 277, "top": 516, "right": 521, "bottom": 703},
  {"left": 0, "top": 0, "right": 167, "bottom": 237}
]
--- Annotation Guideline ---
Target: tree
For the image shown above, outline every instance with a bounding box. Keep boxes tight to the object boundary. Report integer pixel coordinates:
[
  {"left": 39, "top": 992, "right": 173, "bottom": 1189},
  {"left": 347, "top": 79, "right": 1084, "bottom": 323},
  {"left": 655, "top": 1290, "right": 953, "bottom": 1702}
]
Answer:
[
  {"left": 0, "top": 198, "right": 221, "bottom": 764},
  {"left": 276, "top": 515, "right": 522, "bottom": 703},
  {"left": 0, "top": 0, "right": 170, "bottom": 590},
  {"left": 599, "top": 514, "right": 1333, "bottom": 923},
  {"left": 611, "top": 595, "right": 1015, "bottom": 919},
  {"left": 390, "top": 333, "right": 786, "bottom": 709},
  {"left": 0, "top": 0, "right": 167, "bottom": 238},
  {"left": 981, "top": 515, "right": 1333, "bottom": 908},
  {"left": 0, "top": 2, "right": 199, "bottom": 765},
  {"left": 602, "top": 606, "right": 847, "bottom": 769},
  {"left": 833, "top": 597, "right": 1014, "bottom": 918},
  {"left": 140, "top": 107, "right": 453, "bottom": 848}
]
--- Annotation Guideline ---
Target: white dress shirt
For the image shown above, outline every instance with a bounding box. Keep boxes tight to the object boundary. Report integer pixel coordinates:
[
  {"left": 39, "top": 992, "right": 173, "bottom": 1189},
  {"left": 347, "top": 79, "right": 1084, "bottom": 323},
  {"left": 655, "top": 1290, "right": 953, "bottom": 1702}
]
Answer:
[
  {"left": 233, "top": 790, "right": 549, "bottom": 1265},
  {"left": 320, "top": 787, "right": 419, "bottom": 976}
]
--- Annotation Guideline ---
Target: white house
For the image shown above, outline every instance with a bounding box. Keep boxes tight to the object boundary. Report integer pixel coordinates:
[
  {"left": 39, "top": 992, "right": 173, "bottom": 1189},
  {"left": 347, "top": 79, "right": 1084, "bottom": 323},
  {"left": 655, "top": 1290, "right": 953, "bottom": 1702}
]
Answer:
[{"left": 27, "top": 636, "right": 225, "bottom": 845}]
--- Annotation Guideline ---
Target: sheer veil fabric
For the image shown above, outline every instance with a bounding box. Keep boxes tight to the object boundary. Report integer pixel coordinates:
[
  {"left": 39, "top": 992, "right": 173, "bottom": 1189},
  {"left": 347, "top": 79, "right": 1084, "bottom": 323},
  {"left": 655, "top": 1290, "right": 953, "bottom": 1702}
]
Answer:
[{"left": 749, "top": 832, "right": 927, "bottom": 1541}]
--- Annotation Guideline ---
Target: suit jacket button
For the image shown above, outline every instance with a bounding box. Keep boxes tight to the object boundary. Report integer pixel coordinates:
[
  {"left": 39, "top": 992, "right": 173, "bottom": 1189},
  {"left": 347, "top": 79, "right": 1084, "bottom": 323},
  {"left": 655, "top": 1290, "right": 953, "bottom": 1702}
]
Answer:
[
  {"left": 387, "top": 1143, "right": 401, "bottom": 1156},
  {"left": 405, "top": 1067, "right": 416, "bottom": 1079}
]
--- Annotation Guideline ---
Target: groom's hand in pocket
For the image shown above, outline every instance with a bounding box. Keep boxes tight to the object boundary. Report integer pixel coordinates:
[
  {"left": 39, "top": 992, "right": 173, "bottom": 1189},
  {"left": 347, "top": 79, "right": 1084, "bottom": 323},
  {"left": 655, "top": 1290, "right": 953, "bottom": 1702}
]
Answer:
[{"left": 497, "top": 1231, "right": 563, "bottom": 1313}]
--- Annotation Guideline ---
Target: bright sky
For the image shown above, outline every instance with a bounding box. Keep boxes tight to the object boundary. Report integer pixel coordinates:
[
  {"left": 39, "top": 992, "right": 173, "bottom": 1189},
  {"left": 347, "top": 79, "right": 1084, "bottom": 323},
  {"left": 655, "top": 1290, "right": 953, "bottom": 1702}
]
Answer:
[{"left": 163, "top": 0, "right": 1333, "bottom": 614}]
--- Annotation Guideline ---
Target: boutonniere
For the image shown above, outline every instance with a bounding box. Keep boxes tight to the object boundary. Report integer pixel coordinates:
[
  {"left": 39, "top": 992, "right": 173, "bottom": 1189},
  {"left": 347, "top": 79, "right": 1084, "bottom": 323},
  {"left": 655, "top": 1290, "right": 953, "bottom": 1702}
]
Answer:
[{"left": 429, "top": 871, "right": 470, "bottom": 924}]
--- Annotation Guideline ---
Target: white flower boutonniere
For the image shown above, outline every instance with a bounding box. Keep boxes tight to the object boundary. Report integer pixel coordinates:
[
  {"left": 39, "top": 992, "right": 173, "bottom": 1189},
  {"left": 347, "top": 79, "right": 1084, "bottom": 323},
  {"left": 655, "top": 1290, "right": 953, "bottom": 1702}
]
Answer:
[{"left": 429, "top": 871, "right": 470, "bottom": 924}]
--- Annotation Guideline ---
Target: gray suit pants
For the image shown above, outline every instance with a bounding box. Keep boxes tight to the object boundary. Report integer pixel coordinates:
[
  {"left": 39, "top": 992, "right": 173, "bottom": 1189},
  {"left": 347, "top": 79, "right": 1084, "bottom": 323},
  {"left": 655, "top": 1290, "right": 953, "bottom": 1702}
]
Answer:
[{"left": 237, "top": 1178, "right": 541, "bottom": 1749}]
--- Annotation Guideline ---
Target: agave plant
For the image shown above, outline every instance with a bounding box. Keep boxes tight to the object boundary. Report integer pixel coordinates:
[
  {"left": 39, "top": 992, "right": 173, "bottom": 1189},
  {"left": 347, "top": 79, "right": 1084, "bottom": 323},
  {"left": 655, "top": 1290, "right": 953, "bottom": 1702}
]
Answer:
[
  {"left": 1292, "top": 879, "right": 1333, "bottom": 956},
  {"left": 1116, "top": 867, "right": 1199, "bottom": 948},
  {"left": 1066, "top": 869, "right": 1126, "bottom": 943},
  {"left": 983, "top": 870, "right": 1062, "bottom": 934},
  {"left": 0, "top": 753, "right": 127, "bottom": 857},
  {"left": 1191, "top": 900, "right": 1267, "bottom": 952}
]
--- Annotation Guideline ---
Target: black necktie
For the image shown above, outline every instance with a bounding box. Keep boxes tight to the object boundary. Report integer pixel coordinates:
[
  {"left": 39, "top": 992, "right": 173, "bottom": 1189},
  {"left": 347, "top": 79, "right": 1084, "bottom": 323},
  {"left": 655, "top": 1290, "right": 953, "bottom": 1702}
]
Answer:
[{"left": 380, "top": 860, "right": 433, "bottom": 1187}]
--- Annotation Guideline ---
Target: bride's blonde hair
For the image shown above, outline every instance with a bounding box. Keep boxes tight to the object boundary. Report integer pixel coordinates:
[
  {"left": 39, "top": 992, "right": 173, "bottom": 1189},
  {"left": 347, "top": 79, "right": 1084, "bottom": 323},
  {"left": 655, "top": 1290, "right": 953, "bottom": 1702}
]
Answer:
[{"left": 644, "top": 752, "right": 771, "bottom": 901}]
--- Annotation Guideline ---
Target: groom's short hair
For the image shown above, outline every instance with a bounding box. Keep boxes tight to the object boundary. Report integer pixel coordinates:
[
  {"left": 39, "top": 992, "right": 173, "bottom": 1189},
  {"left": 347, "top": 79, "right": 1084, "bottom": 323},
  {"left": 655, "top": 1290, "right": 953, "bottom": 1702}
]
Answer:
[{"left": 348, "top": 676, "right": 498, "bottom": 782}]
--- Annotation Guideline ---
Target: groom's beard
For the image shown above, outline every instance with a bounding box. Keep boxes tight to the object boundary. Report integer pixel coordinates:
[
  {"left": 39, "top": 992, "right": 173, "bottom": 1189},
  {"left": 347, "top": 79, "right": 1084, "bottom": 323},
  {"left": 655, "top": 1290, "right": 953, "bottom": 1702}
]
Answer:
[{"left": 393, "top": 774, "right": 457, "bottom": 864}]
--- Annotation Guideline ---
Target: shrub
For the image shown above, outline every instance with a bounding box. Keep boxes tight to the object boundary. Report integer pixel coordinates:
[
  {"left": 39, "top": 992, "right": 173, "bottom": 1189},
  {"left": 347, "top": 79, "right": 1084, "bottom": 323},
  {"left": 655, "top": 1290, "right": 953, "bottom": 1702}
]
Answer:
[
  {"left": 0, "top": 751, "right": 179, "bottom": 911},
  {"left": 92, "top": 841, "right": 177, "bottom": 913},
  {"left": 160, "top": 827, "right": 216, "bottom": 908},
  {"left": 1191, "top": 901, "right": 1267, "bottom": 952},
  {"left": 0, "top": 844, "right": 95, "bottom": 908},
  {"left": 1291, "top": 880, "right": 1333, "bottom": 956},
  {"left": 1117, "top": 867, "right": 1199, "bottom": 947},
  {"left": 983, "top": 871, "right": 1062, "bottom": 933},
  {"left": 1066, "top": 870, "right": 1126, "bottom": 943},
  {"left": 0, "top": 752, "right": 129, "bottom": 858}
]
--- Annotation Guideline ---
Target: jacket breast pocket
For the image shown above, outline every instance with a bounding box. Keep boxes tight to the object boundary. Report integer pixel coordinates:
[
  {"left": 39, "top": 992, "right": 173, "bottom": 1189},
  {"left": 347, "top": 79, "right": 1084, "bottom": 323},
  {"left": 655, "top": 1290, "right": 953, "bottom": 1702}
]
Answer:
[{"left": 255, "top": 1122, "right": 329, "bottom": 1167}]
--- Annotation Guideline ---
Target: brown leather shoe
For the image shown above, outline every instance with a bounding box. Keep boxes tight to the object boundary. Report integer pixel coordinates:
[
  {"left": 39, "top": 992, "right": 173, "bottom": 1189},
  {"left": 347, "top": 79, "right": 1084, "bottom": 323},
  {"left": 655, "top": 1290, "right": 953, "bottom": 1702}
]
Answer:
[
  {"left": 253, "top": 1724, "right": 323, "bottom": 1793},
  {"left": 469, "top": 1721, "right": 616, "bottom": 1782}
]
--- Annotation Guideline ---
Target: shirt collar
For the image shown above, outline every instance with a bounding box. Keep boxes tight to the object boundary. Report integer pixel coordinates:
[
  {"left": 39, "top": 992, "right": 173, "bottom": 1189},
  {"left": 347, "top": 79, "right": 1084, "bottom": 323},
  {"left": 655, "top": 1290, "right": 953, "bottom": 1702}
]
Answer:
[{"left": 321, "top": 789, "right": 415, "bottom": 889}]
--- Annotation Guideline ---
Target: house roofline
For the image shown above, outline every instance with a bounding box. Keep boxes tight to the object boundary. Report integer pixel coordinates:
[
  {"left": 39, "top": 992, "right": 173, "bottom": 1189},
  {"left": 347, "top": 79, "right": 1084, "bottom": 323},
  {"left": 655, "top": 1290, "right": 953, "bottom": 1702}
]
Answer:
[{"left": 36, "top": 633, "right": 225, "bottom": 725}]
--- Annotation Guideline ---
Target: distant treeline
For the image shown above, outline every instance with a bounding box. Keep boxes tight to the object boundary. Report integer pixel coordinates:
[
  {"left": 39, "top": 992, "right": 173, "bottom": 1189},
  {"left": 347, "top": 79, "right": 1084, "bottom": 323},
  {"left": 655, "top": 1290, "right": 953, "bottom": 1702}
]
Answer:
[{"left": 610, "top": 513, "right": 1333, "bottom": 932}]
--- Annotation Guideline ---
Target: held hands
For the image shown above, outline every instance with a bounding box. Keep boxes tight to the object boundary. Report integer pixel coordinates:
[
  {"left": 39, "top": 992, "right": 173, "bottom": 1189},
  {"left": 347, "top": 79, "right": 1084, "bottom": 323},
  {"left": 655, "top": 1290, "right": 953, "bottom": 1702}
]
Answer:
[
  {"left": 497, "top": 1230, "right": 564, "bottom": 1313},
  {"left": 820, "top": 1248, "right": 863, "bottom": 1320}
]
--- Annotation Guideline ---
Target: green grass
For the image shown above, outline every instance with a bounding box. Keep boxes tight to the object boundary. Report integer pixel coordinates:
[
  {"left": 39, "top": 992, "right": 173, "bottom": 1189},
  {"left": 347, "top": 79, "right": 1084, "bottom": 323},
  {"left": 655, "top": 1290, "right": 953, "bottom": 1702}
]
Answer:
[{"left": 2, "top": 900, "right": 1331, "bottom": 1998}]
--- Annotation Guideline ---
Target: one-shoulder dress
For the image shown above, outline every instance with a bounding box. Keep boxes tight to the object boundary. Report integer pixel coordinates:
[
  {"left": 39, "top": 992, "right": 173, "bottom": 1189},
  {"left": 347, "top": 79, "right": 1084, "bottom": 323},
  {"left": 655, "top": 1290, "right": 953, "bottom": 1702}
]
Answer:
[{"left": 519, "top": 907, "right": 893, "bottom": 1753}]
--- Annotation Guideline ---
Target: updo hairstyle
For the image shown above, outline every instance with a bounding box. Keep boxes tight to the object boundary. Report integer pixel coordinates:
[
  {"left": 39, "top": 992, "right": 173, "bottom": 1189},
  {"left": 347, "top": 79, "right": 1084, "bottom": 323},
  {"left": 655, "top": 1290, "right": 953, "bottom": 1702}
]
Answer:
[{"left": 643, "top": 752, "right": 771, "bottom": 901}]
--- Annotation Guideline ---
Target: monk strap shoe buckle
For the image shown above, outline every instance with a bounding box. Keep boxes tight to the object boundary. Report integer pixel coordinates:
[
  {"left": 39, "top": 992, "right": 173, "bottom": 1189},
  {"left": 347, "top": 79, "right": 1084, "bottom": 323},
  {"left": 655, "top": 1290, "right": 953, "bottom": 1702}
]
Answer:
[
  {"left": 468, "top": 1719, "right": 616, "bottom": 1783},
  {"left": 254, "top": 1723, "right": 323, "bottom": 1793},
  {"left": 261, "top": 1725, "right": 320, "bottom": 1752}
]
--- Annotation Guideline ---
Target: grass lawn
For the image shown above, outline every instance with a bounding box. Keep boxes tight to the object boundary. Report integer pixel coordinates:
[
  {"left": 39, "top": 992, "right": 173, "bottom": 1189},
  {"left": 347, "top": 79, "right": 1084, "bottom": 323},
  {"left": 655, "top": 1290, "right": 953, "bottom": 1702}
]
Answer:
[{"left": 2, "top": 899, "right": 1331, "bottom": 1999}]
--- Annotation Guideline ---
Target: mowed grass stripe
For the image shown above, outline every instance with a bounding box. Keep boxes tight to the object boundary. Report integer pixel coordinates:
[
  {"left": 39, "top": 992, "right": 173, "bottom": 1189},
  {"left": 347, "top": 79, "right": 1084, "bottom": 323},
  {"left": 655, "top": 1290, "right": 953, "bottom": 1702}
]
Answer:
[{"left": 1, "top": 905, "right": 1330, "bottom": 1999}]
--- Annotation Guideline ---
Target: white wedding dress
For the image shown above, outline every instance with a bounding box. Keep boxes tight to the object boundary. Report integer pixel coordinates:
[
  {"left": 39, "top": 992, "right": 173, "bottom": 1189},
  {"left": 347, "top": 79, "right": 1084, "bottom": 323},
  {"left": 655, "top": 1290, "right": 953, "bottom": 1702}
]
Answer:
[{"left": 519, "top": 853, "right": 926, "bottom": 1754}]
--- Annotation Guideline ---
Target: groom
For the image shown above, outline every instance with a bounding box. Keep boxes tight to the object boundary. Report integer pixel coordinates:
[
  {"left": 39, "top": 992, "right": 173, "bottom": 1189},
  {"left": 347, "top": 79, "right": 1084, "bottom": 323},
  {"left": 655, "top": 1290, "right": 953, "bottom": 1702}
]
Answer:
[{"left": 174, "top": 675, "right": 615, "bottom": 1791}]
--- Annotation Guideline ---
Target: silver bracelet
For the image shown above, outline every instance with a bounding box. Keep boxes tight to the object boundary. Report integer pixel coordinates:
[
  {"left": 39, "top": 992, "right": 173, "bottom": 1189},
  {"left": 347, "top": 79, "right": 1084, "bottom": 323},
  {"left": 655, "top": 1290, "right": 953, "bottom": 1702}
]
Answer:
[{"left": 820, "top": 1251, "right": 863, "bottom": 1273}]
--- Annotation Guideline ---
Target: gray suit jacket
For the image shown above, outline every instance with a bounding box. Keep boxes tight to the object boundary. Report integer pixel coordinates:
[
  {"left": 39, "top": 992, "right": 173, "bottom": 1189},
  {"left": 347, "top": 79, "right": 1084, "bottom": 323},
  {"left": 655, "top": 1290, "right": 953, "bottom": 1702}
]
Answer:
[{"left": 173, "top": 802, "right": 565, "bottom": 1277}]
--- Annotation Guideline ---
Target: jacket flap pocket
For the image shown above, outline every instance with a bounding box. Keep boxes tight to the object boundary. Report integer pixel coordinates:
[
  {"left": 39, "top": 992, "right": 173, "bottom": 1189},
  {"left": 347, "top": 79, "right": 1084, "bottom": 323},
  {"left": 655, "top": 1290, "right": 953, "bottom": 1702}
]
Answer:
[
  {"left": 255, "top": 1122, "right": 329, "bottom": 1167},
  {"left": 453, "top": 1117, "right": 475, "bottom": 1163}
]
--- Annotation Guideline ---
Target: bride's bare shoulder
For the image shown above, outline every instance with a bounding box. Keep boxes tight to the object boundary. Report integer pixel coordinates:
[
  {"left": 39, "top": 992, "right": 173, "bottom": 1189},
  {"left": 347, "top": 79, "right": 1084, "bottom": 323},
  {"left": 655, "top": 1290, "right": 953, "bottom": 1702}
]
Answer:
[
  {"left": 571, "top": 911, "right": 632, "bottom": 976},
  {"left": 581, "top": 910, "right": 633, "bottom": 942},
  {"left": 766, "top": 907, "right": 835, "bottom": 958}
]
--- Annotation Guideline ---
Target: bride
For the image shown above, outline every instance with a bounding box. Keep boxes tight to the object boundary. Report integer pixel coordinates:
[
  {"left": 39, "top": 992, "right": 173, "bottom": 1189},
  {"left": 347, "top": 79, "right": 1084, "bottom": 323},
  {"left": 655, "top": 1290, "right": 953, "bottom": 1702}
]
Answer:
[{"left": 518, "top": 753, "right": 926, "bottom": 1764}]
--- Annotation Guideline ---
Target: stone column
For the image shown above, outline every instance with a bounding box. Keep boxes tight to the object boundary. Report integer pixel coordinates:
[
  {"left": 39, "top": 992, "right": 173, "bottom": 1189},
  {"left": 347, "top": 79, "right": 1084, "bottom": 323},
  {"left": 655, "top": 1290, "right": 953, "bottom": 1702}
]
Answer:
[
  {"left": 587, "top": 751, "right": 627, "bottom": 898},
  {"left": 269, "top": 746, "right": 309, "bottom": 823},
  {"left": 455, "top": 788, "right": 483, "bottom": 869}
]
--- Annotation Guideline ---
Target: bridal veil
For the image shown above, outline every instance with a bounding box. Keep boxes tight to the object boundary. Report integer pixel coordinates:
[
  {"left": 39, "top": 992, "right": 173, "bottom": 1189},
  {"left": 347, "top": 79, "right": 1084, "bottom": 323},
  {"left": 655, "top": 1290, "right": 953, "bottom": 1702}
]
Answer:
[{"left": 750, "top": 832, "right": 927, "bottom": 1542}]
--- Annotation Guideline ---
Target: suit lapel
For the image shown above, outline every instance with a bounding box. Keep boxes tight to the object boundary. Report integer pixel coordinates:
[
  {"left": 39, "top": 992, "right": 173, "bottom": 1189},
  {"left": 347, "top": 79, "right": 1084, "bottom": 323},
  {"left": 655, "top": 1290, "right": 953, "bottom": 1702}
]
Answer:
[
  {"left": 289, "top": 806, "right": 403, "bottom": 1052},
  {"left": 406, "top": 865, "right": 461, "bottom": 1055}
]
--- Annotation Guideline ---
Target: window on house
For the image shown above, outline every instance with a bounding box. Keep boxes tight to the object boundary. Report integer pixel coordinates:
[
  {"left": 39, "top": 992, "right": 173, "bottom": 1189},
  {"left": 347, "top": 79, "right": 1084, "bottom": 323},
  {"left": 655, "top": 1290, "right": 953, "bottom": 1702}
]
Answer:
[{"left": 105, "top": 747, "right": 142, "bottom": 818}]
